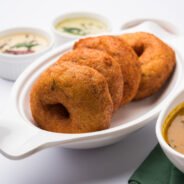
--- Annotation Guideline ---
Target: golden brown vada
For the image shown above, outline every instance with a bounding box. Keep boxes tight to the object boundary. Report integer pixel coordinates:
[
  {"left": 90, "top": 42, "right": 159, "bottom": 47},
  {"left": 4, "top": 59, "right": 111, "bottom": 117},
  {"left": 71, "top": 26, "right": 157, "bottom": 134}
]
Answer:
[
  {"left": 30, "top": 62, "right": 113, "bottom": 133},
  {"left": 120, "top": 32, "right": 176, "bottom": 100},
  {"left": 57, "top": 48, "right": 123, "bottom": 111},
  {"left": 74, "top": 35, "right": 141, "bottom": 105}
]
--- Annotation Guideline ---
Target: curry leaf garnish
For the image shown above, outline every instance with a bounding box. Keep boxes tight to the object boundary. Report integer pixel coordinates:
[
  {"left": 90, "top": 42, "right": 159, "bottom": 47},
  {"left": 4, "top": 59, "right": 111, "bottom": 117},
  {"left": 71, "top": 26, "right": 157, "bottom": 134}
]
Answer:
[
  {"left": 11, "top": 40, "right": 38, "bottom": 50},
  {"left": 62, "top": 27, "right": 87, "bottom": 36}
]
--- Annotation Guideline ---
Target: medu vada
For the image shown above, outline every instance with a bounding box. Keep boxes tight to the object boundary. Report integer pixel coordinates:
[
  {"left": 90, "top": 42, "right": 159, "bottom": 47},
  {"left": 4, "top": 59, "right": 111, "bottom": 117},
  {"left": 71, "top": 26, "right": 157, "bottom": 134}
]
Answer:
[
  {"left": 120, "top": 32, "right": 176, "bottom": 100},
  {"left": 74, "top": 35, "right": 141, "bottom": 105},
  {"left": 57, "top": 48, "right": 123, "bottom": 111},
  {"left": 30, "top": 62, "right": 113, "bottom": 133}
]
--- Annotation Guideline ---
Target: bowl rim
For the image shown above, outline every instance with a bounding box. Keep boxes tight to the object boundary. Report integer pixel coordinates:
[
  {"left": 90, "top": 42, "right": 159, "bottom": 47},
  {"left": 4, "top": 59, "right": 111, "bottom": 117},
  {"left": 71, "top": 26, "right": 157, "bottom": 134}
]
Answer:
[
  {"left": 51, "top": 11, "right": 112, "bottom": 39},
  {"left": 156, "top": 88, "right": 184, "bottom": 159},
  {"left": 0, "top": 27, "right": 55, "bottom": 59},
  {"left": 10, "top": 38, "right": 183, "bottom": 140}
]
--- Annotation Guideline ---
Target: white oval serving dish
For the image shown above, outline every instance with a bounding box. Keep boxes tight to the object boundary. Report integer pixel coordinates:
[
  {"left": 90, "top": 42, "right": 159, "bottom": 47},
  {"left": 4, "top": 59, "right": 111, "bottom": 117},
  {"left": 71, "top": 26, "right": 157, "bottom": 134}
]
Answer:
[{"left": 0, "top": 21, "right": 183, "bottom": 160}]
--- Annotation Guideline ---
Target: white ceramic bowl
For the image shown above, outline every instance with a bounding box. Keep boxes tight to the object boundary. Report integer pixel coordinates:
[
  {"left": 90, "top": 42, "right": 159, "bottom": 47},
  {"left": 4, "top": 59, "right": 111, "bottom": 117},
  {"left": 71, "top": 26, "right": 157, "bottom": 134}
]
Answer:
[
  {"left": 52, "top": 12, "right": 112, "bottom": 45},
  {"left": 156, "top": 89, "right": 184, "bottom": 173},
  {"left": 0, "top": 36, "right": 182, "bottom": 159},
  {"left": 0, "top": 27, "right": 54, "bottom": 81}
]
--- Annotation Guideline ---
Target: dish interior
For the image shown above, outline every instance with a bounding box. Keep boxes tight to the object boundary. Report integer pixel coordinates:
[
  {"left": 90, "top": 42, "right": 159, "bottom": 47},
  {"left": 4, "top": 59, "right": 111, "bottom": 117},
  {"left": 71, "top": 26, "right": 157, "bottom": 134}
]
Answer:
[{"left": 15, "top": 43, "right": 181, "bottom": 133}]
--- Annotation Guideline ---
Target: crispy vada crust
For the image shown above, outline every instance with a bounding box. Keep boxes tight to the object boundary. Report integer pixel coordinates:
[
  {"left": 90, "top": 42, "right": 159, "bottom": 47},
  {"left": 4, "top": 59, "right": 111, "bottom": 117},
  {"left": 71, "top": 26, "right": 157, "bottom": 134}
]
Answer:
[
  {"left": 57, "top": 48, "right": 123, "bottom": 111},
  {"left": 120, "top": 32, "right": 176, "bottom": 100},
  {"left": 30, "top": 62, "right": 113, "bottom": 133},
  {"left": 74, "top": 36, "right": 141, "bottom": 105}
]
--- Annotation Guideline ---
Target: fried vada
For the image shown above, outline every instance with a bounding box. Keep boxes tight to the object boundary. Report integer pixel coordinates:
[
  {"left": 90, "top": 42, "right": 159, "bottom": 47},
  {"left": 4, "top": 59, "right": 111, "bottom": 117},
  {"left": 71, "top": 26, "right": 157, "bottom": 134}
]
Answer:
[
  {"left": 30, "top": 62, "right": 113, "bottom": 133},
  {"left": 57, "top": 48, "right": 123, "bottom": 111},
  {"left": 120, "top": 32, "right": 176, "bottom": 100},
  {"left": 74, "top": 35, "right": 141, "bottom": 105}
]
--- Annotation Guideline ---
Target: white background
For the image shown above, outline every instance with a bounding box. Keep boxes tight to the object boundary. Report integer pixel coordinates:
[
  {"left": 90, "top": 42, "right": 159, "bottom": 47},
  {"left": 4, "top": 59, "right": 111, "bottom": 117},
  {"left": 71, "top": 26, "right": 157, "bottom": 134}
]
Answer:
[{"left": 0, "top": 0, "right": 184, "bottom": 183}]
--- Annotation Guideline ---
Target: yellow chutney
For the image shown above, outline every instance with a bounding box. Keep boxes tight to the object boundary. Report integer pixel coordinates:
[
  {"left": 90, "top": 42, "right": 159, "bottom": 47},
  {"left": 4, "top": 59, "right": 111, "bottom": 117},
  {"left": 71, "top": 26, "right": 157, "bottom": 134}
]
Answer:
[{"left": 163, "top": 102, "right": 184, "bottom": 154}]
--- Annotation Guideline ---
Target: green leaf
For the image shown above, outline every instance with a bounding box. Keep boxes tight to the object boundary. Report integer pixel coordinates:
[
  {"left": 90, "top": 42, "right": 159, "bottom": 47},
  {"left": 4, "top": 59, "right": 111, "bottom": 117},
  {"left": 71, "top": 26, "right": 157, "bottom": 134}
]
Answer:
[
  {"left": 62, "top": 27, "right": 87, "bottom": 36},
  {"left": 11, "top": 41, "right": 38, "bottom": 50}
]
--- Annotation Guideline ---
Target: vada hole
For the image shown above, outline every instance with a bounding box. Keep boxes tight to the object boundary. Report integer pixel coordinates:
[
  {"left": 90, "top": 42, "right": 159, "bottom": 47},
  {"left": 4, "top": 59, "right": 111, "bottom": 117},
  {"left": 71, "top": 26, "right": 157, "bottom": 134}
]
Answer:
[
  {"left": 46, "top": 103, "right": 70, "bottom": 119},
  {"left": 134, "top": 45, "right": 144, "bottom": 57}
]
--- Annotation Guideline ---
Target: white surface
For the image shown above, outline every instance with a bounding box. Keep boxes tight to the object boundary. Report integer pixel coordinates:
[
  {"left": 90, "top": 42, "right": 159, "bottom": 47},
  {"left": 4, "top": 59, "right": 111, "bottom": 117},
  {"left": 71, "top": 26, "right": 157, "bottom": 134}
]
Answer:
[{"left": 0, "top": 0, "right": 184, "bottom": 183}]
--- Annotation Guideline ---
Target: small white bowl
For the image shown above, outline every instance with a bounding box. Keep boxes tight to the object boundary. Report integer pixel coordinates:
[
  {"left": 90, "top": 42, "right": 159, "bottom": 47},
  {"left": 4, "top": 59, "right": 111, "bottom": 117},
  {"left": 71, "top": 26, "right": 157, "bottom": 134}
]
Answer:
[
  {"left": 0, "top": 27, "right": 54, "bottom": 81},
  {"left": 156, "top": 89, "right": 184, "bottom": 173},
  {"left": 52, "top": 12, "right": 112, "bottom": 45}
]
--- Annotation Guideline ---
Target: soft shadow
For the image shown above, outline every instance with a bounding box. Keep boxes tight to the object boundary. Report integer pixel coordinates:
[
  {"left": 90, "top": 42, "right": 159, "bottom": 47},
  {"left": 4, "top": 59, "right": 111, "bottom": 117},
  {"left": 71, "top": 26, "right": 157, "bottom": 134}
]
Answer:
[
  {"left": 0, "top": 126, "right": 11, "bottom": 144},
  {"left": 18, "top": 120, "right": 157, "bottom": 184}
]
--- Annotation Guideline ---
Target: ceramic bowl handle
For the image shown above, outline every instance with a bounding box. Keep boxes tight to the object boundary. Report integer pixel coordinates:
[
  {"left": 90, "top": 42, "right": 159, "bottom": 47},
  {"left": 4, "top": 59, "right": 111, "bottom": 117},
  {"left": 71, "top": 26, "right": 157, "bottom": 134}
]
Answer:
[
  {"left": 0, "top": 115, "right": 44, "bottom": 159},
  {"left": 120, "top": 18, "right": 182, "bottom": 36},
  {"left": 0, "top": 115, "right": 89, "bottom": 159}
]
